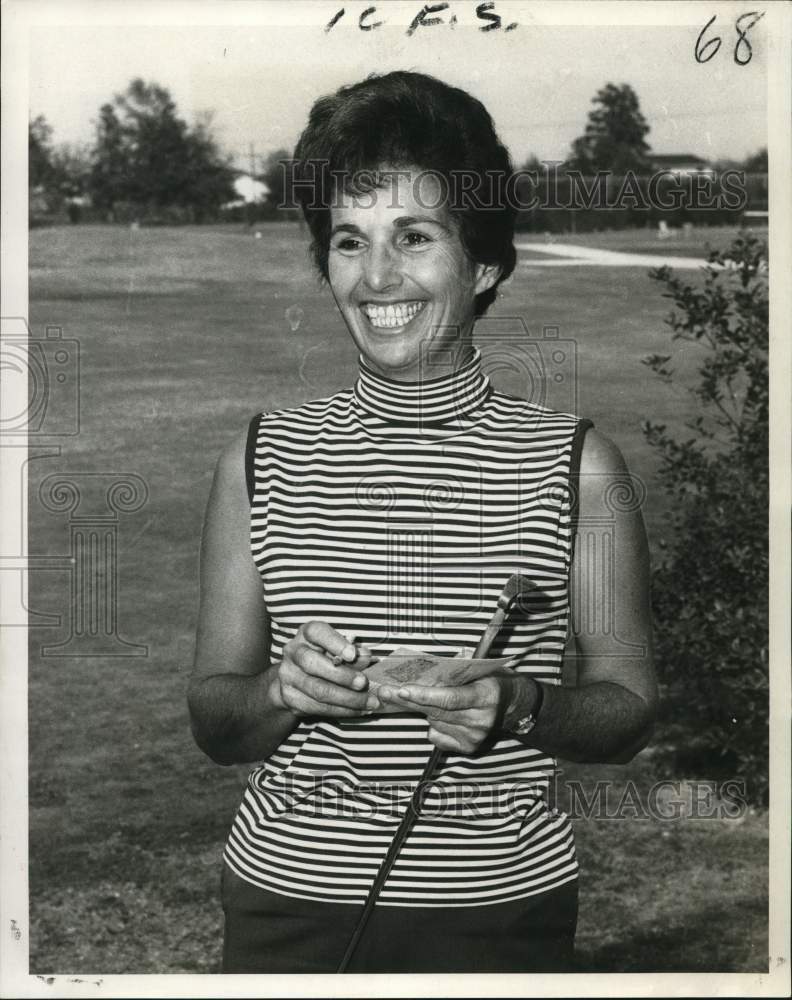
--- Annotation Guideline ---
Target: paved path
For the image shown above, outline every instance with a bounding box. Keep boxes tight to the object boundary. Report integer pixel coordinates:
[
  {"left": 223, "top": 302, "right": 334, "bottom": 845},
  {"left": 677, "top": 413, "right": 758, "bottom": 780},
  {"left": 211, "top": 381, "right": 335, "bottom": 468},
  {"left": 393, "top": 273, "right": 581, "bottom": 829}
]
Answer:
[{"left": 515, "top": 241, "right": 711, "bottom": 270}]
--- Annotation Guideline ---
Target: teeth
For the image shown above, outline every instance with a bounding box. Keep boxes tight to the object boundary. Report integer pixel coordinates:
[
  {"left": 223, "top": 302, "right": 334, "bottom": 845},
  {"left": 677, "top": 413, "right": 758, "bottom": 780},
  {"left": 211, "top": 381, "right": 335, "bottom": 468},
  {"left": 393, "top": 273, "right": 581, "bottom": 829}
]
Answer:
[{"left": 363, "top": 301, "right": 425, "bottom": 329}]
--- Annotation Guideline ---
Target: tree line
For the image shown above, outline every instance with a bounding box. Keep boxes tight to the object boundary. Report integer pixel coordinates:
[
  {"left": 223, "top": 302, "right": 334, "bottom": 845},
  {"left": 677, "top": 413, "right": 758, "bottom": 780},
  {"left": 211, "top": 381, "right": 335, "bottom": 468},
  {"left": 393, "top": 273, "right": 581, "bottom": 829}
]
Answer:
[
  {"left": 30, "top": 79, "right": 237, "bottom": 223},
  {"left": 30, "top": 79, "right": 767, "bottom": 224}
]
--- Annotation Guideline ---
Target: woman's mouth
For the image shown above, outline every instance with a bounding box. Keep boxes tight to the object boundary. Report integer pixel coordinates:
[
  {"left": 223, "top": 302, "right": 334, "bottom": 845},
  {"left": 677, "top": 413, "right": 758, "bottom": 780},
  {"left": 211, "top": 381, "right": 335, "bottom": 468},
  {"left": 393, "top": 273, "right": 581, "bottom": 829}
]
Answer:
[{"left": 361, "top": 300, "right": 427, "bottom": 330}]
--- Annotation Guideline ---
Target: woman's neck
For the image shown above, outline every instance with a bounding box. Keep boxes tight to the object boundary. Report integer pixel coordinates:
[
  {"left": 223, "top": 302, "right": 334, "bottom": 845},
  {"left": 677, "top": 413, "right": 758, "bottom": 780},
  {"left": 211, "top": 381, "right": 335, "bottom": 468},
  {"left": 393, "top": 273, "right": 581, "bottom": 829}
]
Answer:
[
  {"left": 359, "top": 340, "right": 475, "bottom": 384},
  {"left": 354, "top": 345, "right": 489, "bottom": 424}
]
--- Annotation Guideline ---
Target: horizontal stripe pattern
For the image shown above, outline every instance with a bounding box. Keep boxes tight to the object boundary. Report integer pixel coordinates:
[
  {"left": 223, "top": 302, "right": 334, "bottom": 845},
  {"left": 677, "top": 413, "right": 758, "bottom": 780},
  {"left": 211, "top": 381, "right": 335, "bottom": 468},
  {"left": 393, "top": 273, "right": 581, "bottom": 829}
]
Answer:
[
  {"left": 225, "top": 351, "right": 584, "bottom": 906},
  {"left": 353, "top": 347, "right": 491, "bottom": 423}
]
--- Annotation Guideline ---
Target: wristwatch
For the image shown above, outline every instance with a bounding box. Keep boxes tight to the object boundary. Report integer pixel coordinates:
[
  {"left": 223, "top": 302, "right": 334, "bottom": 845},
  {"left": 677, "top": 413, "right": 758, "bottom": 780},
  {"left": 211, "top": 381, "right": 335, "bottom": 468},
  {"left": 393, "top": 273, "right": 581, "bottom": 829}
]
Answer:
[{"left": 510, "top": 678, "right": 544, "bottom": 736}]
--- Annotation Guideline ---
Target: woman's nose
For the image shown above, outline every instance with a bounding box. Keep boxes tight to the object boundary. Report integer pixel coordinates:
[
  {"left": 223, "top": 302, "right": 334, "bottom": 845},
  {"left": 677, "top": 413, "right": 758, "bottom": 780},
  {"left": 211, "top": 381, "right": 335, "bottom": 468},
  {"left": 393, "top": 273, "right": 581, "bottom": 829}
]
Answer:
[{"left": 363, "top": 242, "right": 402, "bottom": 293}]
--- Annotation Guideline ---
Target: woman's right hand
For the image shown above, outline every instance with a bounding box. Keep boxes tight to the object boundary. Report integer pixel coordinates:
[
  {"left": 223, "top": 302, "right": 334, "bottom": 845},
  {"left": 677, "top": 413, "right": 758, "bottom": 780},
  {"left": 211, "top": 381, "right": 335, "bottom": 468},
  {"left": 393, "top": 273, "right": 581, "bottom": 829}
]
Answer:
[{"left": 270, "top": 621, "right": 380, "bottom": 718}]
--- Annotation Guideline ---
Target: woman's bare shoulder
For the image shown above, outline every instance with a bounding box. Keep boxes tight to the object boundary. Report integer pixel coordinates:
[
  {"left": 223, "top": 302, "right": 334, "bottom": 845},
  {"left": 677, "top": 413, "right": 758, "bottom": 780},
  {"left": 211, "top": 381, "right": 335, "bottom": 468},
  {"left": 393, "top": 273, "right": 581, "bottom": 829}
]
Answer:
[
  {"left": 209, "top": 421, "right": 256, "bottom": 511},
  {"left": 217, "top": 423, "right": 250, "bottom": 469},
  {"left": 578, "top": 427, "right": 630, "bottom": 477}
]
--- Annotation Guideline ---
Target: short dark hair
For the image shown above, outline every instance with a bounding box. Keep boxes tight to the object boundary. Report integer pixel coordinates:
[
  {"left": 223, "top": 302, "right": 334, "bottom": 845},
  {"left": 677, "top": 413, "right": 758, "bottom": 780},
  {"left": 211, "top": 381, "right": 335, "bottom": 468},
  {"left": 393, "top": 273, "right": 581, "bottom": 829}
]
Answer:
[{"left": 292, "top": 71, "right": 516, "bottom": 316}]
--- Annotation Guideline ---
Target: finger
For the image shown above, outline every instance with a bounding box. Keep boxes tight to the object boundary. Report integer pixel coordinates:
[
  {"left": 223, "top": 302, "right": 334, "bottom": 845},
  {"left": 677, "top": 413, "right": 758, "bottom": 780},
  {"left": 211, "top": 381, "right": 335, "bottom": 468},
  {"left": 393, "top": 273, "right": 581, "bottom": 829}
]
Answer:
[
  {"left": 427, "top": 725, "right": 466, "bottom": 753},
  {"left": 430, "top": 717, "right": 481, "bottom": 741},
  {"left": 352, "top": 646, "right": 377, "bottom": 669},
  {"left": 291, "top": 673, "right": 380, "bottom": 712},
  {"left": 379, "top": 684, "right": 477, "bottom": 712},
  {"left": 430, "top": 719, "right": 466, "bottom": 737},
  {"left": 429, "top": 721, "right": 484, "bottom": 755},
  {"left": 280, "top": 664, "right": 369, "bottom": 710},
  {"left": 281, "top": 683, "right": 378, "bottom": 718},
  {"left": 302, "top": 620, "right": 359, "bottom": 661},
  {"left": 291, "top": 642, "right": 369, "bottom": 691},
  {"left": 375, "top": 688, "right": 464, "bottom": 726}
]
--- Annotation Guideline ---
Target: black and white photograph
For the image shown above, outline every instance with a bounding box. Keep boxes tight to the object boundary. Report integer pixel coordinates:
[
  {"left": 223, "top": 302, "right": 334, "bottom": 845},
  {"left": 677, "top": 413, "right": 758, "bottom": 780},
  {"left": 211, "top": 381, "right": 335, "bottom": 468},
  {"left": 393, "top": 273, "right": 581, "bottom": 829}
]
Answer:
[{"left": 1, "top": 0, "right": 790, "bottom": 995}]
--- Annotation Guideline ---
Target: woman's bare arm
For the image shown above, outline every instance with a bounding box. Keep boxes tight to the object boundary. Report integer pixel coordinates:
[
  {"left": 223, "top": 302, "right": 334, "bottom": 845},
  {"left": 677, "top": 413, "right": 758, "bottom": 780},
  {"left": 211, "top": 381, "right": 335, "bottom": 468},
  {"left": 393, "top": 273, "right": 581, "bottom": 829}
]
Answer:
[
  {"left": 499, "top": 428, "right": 658, "bottom": 762},
  {"left": 187, "top": 428, "right": 377, "bottom": 766},
  {"left": 187, "top": 428, "right": 296, "bottom": 765}
]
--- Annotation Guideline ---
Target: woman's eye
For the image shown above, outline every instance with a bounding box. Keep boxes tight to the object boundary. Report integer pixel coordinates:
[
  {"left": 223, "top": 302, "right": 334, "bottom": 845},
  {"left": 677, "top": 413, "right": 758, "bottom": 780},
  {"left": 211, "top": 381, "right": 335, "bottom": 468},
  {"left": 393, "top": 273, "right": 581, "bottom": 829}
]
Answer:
[
  {"left": 334, "top": 237, "right": 364, "bottom": 252},
  {"left": 400, "top": 231, "right": 431, "bottom": 248}
]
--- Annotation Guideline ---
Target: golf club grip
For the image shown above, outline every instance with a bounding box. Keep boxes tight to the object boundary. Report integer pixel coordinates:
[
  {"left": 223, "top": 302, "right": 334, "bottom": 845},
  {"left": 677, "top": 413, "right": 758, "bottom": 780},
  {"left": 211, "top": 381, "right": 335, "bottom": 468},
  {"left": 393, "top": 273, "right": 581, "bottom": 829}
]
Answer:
[{"left": 472, "top": 606, "right": 507, "bottom": 659}]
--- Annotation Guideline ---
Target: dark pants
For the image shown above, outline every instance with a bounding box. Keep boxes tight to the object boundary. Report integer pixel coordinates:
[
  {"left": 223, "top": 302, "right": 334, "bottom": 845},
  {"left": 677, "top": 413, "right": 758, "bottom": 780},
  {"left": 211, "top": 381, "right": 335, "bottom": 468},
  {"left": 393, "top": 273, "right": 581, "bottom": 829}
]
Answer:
[{"left": 221, "top": 863, "right": 578, "bottom": 973}]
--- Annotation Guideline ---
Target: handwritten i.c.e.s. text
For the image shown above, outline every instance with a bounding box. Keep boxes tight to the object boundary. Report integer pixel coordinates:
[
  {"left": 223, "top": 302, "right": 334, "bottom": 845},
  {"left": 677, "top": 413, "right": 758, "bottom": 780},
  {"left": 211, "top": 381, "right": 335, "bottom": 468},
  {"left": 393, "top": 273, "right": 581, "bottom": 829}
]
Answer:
[{"left": 325, "top": 2, "right": 518, "bottom": 36}]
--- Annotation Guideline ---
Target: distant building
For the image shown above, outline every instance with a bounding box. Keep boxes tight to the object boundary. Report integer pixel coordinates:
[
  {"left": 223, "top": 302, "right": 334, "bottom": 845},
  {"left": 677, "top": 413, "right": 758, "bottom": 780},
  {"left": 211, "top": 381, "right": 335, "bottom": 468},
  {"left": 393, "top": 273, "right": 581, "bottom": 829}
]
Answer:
[
  {"left": 650, "top": 154, "right": 715, "bottom": 177},
  {"left": 224, "top": 172, "right": 270, "bottom": 209}
]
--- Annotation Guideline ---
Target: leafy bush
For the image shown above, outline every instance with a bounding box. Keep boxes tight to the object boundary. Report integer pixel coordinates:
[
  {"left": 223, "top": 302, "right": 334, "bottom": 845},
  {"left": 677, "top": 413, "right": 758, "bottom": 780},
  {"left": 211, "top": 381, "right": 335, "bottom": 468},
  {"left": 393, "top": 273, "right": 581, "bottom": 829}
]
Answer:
[{"left": 642, "top": 230, "right": 769, "bottom": 805}]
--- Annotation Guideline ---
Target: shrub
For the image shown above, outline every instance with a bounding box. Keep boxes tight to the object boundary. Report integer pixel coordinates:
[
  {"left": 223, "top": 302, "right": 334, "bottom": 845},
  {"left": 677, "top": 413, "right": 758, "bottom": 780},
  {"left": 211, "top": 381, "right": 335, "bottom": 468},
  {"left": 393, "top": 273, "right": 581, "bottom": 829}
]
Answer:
[{"left": 642, "top": 230, "right": 769, "bottom": 805}]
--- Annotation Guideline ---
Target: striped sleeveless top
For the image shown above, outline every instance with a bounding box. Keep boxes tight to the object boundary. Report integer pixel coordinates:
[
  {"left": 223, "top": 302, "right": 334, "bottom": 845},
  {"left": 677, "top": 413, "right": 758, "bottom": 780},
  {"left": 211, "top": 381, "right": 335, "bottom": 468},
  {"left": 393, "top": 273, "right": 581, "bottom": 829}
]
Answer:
[{"left": 224, "top": 347, "right": 592, "bottom": 907}]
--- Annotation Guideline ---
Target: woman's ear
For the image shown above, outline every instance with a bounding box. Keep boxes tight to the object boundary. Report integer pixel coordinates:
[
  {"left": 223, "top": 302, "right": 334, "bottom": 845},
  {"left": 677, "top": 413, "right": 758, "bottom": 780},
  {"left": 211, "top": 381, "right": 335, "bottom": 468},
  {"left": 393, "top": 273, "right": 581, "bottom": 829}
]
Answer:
[{"left": 474, "top": 261, "right": 502, "bottom": 296}]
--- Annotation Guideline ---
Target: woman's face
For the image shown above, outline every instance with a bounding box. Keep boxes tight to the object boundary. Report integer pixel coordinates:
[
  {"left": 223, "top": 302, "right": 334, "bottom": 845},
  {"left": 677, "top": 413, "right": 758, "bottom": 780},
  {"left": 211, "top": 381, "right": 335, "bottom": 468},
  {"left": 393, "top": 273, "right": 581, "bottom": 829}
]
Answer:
[{"left": 327, "top": 168, "right": 499, "bottom": 382}]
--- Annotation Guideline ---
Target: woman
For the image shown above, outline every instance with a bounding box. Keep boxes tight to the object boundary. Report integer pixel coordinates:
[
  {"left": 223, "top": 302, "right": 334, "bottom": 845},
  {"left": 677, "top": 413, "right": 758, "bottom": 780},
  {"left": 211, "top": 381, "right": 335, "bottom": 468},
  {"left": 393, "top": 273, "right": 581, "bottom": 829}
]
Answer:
[{"left": 188, "top": 71, "right": 657, "bottom": 974}]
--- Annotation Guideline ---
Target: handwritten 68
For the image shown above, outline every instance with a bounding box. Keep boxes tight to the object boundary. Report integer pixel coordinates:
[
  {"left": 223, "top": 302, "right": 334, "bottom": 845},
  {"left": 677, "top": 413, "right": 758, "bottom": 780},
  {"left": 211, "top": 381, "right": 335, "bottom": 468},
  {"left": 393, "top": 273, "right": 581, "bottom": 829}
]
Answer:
[{"left": 325, "top": 2, "right": 519, "bottom": 35}]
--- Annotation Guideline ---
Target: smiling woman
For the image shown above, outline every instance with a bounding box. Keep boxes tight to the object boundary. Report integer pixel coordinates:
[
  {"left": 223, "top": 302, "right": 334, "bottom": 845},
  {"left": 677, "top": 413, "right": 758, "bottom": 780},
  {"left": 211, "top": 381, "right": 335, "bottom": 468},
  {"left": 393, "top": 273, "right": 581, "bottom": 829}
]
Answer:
[
  {"left": 327, "top": 170, "right": 500, "bottom": 378},
  {"left": 187, "top": 70, "right": 657, "bottom": 975}
]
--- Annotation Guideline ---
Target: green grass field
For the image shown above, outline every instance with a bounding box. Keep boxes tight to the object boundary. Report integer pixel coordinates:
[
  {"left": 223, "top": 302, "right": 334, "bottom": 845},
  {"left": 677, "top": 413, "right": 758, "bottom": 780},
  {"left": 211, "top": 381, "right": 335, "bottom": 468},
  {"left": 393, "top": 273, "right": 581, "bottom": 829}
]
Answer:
[{"left": 27, "top": 222, "right": 768, "bottom": 974}]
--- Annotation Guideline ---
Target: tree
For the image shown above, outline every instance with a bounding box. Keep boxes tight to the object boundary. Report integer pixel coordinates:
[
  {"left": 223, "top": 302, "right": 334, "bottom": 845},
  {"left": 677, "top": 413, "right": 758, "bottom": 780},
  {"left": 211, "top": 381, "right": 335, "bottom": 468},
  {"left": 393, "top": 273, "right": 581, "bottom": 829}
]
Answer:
[
  {"left": 742, "top": 147, "right": 768, "bottom": 173},
  {"left": 29, "top": 115, "right": 56, "bottom": 188},
  {"left": 89, "top": 102, "right": 131, "bottom": 214},
  {"left": 261, "top": 147, "right": 294, "bottom": 216},
  {"left": 115, "top": 79, "right": 192, "bottom": 209},
  {"left": 568, "top": 83, "right": 651, "bottom": 173},
  {"left": 642, "top": 230, "right": 768, "bottom": 804},
  {"left": 29, "top": 115, "right": 61, "bottom": 222},
  {"left": 51, "top": 142, "right": 92, "bottom": 198},
  {"left": 520, "top": 153, "right": 544, "bottom": 172},
  {"left": 88, "top": 79, "right": 235, "bottom": 220}
]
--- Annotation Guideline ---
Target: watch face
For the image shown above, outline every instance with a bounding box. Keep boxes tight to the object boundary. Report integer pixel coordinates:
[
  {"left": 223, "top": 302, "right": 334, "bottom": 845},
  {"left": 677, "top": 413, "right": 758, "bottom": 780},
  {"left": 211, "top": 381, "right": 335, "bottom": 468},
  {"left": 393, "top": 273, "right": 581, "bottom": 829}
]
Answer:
[{"left": 514, "top": 715, "right": 537, "bottom": 735}]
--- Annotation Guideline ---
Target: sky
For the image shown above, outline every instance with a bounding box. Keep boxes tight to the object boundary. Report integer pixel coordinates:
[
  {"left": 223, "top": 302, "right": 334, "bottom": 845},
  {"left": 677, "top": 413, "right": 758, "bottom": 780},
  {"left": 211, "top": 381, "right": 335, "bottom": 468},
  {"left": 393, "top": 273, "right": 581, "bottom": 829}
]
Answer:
[{"left": 28, "top": 4, "right": 769, "bottom": 172}]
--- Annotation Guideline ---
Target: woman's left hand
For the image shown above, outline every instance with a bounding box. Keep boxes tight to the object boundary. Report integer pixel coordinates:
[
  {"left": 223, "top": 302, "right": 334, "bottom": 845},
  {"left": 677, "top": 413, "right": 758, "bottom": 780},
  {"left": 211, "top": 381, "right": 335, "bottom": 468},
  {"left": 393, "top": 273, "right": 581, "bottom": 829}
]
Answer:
[{"left": 377, "top": 676, "right": 514, "bottom": 754}]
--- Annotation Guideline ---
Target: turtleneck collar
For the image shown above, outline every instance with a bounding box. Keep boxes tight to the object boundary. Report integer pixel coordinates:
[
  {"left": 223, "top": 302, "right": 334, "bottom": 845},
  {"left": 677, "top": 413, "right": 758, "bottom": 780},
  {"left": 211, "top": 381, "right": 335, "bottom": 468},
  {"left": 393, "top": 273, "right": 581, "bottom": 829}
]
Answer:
[{"left": 353, "top": 347, "right": 490, "bottom": 424}]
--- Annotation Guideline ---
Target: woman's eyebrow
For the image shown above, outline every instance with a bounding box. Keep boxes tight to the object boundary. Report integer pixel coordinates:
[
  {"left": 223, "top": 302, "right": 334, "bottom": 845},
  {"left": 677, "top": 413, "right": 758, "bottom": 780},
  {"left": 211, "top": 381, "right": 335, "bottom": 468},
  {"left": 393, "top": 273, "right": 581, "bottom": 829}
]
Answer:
[
  {"left": 330, "top": 223, "right": 364, "bottom": 238},
  {"left": 329, "top": 217, "right": 451, "bottom": 238},
  {"left": 394, "top": 215, "right": 450, "bottom": 231}
]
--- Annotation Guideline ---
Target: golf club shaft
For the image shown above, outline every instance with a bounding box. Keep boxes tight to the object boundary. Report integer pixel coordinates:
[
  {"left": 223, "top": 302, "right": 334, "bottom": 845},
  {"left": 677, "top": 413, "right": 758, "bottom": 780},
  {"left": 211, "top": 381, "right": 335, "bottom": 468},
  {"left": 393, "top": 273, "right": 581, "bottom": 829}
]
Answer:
[{"left": 336, "top": 576, "right": 531, "bottom": 972}]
